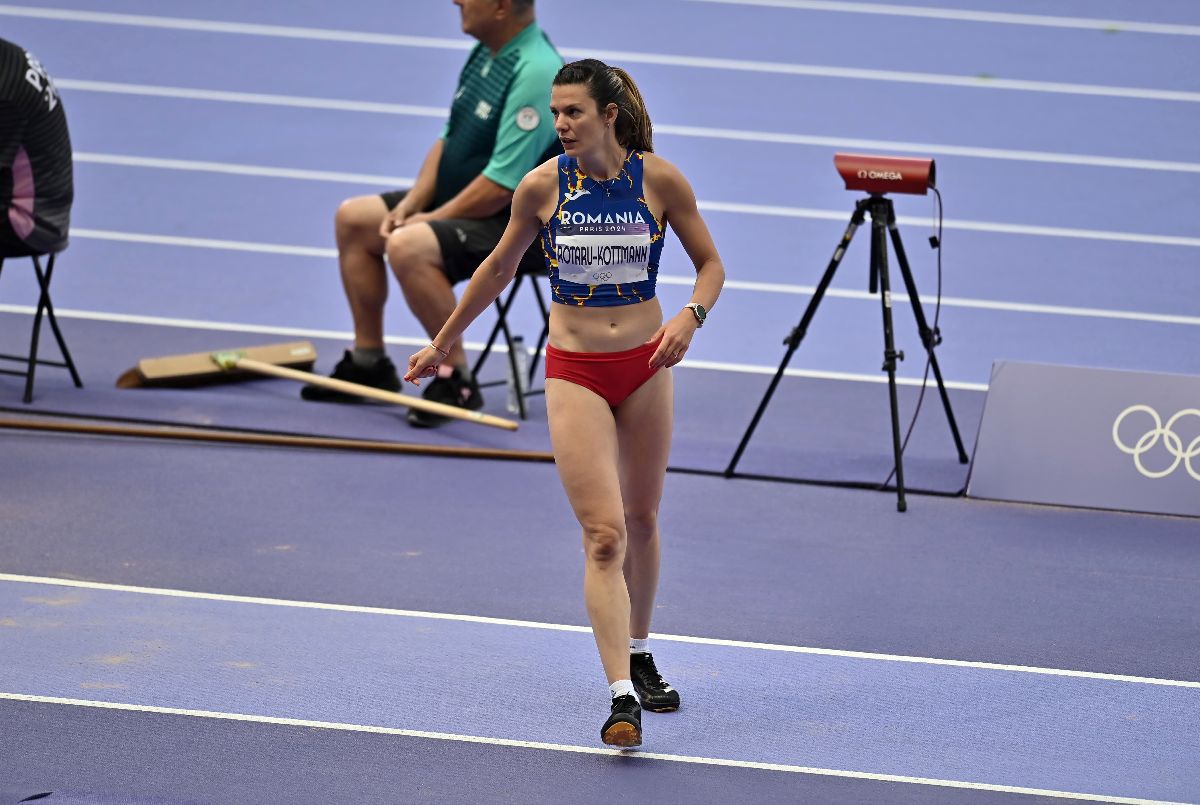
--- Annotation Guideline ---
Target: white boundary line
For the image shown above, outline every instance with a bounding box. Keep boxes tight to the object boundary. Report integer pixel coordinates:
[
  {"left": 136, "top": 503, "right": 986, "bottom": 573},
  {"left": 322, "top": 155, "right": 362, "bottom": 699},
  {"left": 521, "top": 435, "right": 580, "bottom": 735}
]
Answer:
[
  {"left": 4, "top": 5, "right": 1199, "bottom": 102},
  {"left": 0, "top": 303, "right": 988, "bottom": 390},
  {"left": 68, "top": 151, "right": 1200, "bottom": 252},
  {"left": 68, "top": 81, "right": 1200, "bottom": 173},
  {"left": 650, "top": 125, "right": 1200, "bottom": 174},
  {"left": 55, "top": 78, "right": 448, "bottom": 118},
  {"left": 1, "top": 573, "right": 1196, "bottom": 690},
  {"left": 0, "top": 694, "right": 1186, "bottom": 804},
  {"left": 681, "top": 0, "right": 1200, "bottom": 37},
  {"left": 52, "top": 225, "right": 1200, "bottom": 328},
  {"left": 69, "top": 210, "right": 1200, "bottom": 254},
  {"left": 74, "top": 153, "right": 415, "bottom": 186}
]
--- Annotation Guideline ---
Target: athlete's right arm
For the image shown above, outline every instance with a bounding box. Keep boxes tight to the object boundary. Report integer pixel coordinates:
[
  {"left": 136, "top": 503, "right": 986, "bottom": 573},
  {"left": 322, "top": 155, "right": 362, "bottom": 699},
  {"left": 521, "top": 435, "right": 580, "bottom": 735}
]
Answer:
[{"left": 404, "top": 161, "right": 557, "bottom": 384}]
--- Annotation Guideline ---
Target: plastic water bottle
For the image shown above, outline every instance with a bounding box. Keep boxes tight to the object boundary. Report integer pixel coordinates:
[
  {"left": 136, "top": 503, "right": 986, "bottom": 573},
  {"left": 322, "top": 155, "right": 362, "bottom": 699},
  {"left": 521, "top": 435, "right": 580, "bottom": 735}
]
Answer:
[{"left": 506, "top": 334, "right": 529, "bottom": 414}]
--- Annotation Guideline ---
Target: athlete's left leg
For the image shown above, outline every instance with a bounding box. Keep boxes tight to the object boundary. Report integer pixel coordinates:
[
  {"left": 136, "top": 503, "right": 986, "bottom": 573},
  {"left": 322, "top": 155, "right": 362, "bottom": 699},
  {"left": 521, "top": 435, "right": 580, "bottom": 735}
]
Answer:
[{"left": 613, "top": 368, "right": 674, "bottom": 641}]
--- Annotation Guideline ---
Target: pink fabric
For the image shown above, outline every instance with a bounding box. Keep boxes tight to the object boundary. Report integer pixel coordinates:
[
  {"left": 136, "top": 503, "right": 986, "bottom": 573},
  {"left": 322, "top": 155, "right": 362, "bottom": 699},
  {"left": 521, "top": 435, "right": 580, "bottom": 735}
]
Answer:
[{"left": 8, "top": 146, "right": 35, "bottom": 239}]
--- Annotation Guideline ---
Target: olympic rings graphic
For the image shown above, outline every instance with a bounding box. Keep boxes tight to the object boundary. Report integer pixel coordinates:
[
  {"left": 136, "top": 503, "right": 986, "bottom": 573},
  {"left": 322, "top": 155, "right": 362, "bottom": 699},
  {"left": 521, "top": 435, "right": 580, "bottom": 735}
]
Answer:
[{"left": 1111, "top": 405, "right": 1200, "bottom": 482}]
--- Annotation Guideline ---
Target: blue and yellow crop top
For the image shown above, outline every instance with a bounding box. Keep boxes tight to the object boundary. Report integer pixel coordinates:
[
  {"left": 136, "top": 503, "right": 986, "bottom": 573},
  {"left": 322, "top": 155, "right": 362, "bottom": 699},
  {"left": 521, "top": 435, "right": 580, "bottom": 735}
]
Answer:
[{"left": 539, "top": 150, "right": 666, "bottom": 306}]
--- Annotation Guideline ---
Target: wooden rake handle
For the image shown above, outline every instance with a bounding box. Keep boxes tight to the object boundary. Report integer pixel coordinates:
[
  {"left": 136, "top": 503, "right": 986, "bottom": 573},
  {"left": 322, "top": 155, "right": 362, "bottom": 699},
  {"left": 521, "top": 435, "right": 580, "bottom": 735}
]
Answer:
[{"left": 235, "top": 357, "right": 519, "bottom": 432}]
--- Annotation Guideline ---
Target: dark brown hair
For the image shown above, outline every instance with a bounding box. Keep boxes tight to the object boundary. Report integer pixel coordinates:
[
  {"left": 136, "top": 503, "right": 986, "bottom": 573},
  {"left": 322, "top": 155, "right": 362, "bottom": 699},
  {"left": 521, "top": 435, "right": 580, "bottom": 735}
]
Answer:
[{"left": 553, "top": 59, "right": 653, "bottom": 152}]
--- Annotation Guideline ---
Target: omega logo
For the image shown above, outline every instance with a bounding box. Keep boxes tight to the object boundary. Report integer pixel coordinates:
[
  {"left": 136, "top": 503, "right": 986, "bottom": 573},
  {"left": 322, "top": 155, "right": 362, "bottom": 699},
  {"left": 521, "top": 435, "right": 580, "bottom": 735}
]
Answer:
[{"left": 856, "top": 169, "right": 904, "bottom": 181}]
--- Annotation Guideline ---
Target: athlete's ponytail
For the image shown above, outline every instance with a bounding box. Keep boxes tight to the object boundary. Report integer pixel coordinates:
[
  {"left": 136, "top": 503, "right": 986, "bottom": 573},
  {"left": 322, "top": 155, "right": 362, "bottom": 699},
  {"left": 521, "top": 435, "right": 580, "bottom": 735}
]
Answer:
[
  {"left": 608, "top": 66, "right": 653, "bottom": 153},
  {"left": 553, "top": 59, "right": 654, "bottom": 152}
]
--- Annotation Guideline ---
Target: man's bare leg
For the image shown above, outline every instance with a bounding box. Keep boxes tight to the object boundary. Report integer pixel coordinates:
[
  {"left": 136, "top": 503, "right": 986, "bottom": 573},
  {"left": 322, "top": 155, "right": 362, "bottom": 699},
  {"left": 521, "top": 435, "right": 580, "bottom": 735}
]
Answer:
[
  {"left": 385, "top": 224, "right": 469, "bottom": 370},
  {"left": 334, "top": 195, "right": 390, "bottom": 350}
]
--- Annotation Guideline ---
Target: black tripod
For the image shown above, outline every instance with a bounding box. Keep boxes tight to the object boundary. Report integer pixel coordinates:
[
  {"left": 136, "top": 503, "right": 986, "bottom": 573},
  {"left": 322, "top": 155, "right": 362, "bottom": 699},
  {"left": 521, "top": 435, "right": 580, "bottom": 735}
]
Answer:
[{"left": 724, "top": 194, "right": 969, "bottom": 511}]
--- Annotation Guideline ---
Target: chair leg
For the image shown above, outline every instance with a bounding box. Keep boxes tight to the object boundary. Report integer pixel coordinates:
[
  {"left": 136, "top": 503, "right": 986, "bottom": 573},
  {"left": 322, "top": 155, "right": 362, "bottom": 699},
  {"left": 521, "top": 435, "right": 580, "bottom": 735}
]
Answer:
[
  {"left": 494, "top": 300, "right": 527, "bottom": 420},
  {"left": 471, "top": 273, "right": 524, "bottom": 379},
  {"left": 34, "top": 253, "right": 82, "bottom": 388},
  {"left": 528, "top": 278, "right": 550, "bottom": 384},
  {"left": 23, "top": 256, "right": 49, "bottom": 403}
]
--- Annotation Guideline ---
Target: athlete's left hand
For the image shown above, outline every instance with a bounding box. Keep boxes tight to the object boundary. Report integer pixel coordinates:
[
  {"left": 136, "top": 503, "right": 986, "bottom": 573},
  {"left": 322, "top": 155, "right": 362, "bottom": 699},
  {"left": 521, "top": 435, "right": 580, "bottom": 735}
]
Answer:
[{"left": 647, "top": 311, "right": 698, "bottom": 369}]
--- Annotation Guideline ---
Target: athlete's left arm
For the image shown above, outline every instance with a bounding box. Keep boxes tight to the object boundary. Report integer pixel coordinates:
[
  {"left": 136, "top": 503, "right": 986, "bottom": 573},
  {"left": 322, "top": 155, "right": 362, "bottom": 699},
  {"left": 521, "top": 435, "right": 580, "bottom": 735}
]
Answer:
[{"left": 646, "top": 155, "right": 726, "bottom": 369}]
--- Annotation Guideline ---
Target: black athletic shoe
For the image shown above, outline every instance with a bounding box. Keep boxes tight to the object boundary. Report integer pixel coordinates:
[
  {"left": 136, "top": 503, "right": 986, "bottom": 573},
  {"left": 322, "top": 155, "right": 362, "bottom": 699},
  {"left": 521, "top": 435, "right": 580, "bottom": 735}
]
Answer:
[
  {"left": 631, "top": 652, "right": 680, "bottom": 713},
  {"left": 406, "top": 367, "right": 483, "bottom": 428},
  {"left": 300, "top": 351, "right": 400, "bottom": 402},
  {"left": 601, "top": 694, "right": 642, "bottom": 747}
]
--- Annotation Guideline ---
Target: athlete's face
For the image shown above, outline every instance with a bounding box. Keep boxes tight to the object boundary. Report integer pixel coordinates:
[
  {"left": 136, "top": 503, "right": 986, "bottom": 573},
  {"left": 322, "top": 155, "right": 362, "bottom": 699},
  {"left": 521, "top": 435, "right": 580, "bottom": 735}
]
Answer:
[
  {"left": 454, "top": 0, "right": 501, "bottom": 40},
  {"left": 550, "top": 84, "right": 617, "bottom": 155}
]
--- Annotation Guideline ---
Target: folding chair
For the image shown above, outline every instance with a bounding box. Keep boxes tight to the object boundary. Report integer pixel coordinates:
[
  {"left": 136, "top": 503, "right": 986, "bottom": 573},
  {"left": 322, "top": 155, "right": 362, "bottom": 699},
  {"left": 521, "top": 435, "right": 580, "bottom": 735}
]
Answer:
[
  {"left": 471, "top": 268, "right": 550, "bottom": 419},
  {"left": 0, "top": 249, "right": 82, "bottom": 402}
]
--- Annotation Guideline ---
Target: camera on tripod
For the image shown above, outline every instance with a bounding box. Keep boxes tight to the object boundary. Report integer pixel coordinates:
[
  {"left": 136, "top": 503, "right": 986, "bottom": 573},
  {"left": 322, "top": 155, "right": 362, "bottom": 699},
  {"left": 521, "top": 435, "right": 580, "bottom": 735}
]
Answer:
[
  {"left": 726, "top": 152, "right": 967, "bottom": 512},
  {"left": 834, "top": 153, "right": 936, "bottom": 196}
]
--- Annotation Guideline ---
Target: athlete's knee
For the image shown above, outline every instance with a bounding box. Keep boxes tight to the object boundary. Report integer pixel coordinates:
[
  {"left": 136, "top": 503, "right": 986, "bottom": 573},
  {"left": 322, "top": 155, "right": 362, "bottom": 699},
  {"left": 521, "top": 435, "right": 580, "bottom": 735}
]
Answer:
[
  {"left": 581, "top": 522, "right": 626, "bottom": 567},
  {"left": 624, "top": 508, "right": 658, "bottom": 544}
]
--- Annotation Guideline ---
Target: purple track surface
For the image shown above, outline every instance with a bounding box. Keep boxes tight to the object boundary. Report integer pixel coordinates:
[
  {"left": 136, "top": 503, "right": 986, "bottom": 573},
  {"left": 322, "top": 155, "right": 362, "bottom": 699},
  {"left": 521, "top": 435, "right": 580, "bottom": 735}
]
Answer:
[{"left": 1, "top": 0, "right": 1198, "bottom": 802}]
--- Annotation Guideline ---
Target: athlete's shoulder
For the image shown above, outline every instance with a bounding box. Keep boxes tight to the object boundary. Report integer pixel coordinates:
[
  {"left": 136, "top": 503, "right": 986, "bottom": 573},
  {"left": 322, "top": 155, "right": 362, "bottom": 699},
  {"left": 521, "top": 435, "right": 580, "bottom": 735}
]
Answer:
[
  {"left": 524, "top": 155, "right": 561, "bottom": 187},
  {"left": 641, "top": 152, "right": 696, "bottom": 210},
  {"left": 641, "top": 152, "right": 685, "bottom": 186},
  {"left": 512, "top": 156, "right": 561, "bottom": 221}
]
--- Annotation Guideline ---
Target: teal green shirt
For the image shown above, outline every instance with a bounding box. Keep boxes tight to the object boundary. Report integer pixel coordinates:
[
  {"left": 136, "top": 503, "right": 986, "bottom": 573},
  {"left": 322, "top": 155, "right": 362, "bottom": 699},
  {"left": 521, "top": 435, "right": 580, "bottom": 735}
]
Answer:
[{"left": 435, "top": 22, "right": 562, "bottom": 207}]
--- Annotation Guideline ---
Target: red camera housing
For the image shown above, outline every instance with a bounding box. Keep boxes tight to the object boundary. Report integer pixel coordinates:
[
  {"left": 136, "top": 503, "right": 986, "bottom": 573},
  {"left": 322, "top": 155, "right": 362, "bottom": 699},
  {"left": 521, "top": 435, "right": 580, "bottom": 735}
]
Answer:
[{"left": 834, "top": 153, "right": 936, "bottom": 196}]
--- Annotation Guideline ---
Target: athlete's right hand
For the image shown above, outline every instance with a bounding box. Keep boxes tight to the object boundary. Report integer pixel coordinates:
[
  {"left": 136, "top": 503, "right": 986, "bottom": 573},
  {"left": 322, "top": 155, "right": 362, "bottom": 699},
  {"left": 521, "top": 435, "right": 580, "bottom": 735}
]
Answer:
[{"left": 404, "top": 345, "right": 442, "bottom": 386}]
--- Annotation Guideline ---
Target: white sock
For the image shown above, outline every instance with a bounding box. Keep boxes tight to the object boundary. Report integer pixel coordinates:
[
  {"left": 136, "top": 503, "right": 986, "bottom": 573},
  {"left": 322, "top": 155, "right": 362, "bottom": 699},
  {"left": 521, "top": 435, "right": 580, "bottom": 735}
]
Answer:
[
  {"left": 609, "top": 679, "right": 636, "bottom": 700},
  {"left": 629, "top": 637, "right": 650, "bottom": 655}
]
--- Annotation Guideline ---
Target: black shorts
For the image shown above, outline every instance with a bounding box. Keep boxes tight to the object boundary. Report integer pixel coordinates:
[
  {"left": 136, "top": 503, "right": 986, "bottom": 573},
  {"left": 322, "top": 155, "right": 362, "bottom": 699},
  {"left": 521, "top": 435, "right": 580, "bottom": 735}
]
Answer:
[{"left": 381, "top": 189, "right": 545, "bottom": 285}]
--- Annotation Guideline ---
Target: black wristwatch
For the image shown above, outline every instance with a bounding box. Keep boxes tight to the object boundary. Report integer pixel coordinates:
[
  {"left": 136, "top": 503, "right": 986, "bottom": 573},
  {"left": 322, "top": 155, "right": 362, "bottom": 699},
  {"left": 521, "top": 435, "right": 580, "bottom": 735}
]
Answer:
[{"left": 685, "top": 302, "right": 707, "bottom": 327}]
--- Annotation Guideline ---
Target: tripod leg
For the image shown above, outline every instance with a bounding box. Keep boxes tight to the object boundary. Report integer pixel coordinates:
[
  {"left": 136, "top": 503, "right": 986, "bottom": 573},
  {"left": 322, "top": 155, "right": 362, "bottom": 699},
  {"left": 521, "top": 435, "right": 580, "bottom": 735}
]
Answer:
[
  {"left": 871, "top": 203, "right": 907, "bottom": 512},
  {"left": 887, "top": 224, "right": 969, "bottom": 463},
  {"left": 725, "top": 202, "right": 867, "bottom": 477}
]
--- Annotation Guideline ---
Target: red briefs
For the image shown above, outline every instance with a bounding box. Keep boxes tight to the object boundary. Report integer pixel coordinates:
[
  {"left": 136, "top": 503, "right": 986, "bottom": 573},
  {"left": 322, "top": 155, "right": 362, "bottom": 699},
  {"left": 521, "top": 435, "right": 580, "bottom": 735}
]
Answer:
[{"left": 545, "top": 340, "right": 660, "bottom": 408}]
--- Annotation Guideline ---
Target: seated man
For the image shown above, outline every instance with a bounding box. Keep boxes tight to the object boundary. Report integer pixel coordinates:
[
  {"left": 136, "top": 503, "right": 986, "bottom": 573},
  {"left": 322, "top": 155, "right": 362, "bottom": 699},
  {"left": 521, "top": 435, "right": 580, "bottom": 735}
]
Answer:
[
  {"left": 0, "top": 37, "right": 73, "bottom": 259},
  {"left": 302, "top": 0, "right": 561, "bottom": 427}
]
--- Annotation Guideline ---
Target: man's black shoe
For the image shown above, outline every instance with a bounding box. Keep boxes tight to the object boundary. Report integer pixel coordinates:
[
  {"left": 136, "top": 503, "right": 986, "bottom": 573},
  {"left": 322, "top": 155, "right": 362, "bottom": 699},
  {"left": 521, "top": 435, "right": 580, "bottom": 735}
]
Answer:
[
  {"left": 631, "top": 652, "right": 680, "bottom": 713},
  {"left": 601, "top": 694, "right": 642, "bottom": 747},
  {"left": 300, "top": 351, "right": 401, "bottom": 402},
  {"left": 406, "top": 367, "right": 483, "bottom": 428}
]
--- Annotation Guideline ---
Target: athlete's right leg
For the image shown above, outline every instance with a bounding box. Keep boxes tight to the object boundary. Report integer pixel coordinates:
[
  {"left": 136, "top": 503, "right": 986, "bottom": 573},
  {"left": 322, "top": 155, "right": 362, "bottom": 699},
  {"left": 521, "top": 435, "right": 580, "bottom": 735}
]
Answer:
[
  {"left": 544, "top": 378, "right": 631, "bottom": 686},
  {"left": 333, "top": 195, "right": 390, "bottom": 349}
]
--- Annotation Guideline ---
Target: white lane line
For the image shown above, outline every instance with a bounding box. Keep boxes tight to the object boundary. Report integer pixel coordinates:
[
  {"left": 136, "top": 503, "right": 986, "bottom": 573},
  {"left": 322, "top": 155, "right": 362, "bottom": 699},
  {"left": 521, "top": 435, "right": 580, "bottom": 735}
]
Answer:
[
  {"left": 656, "top": 277, "right": 1200, "bottom": 328},
  {"left": 0, "top": 695, "right": 1185, "bottom": 804},
  {"left": 681, "top": 0, "right": 1200, "bottom": 37},
  {"left": 73, "top": 94, "right": 1200, "bottom": 174},
  {"left": 693, "top": 201, "right": 1200, "bottom": 248},
  {"left": 5, "top": 6, "right": 1198, "bottom": 102},
  {"left": 651, "top": 125, "right": 1200, "bottom": 174},
  {"left": 0, "top": 573, "right": 1196, "bottom": 689},
  {"left": 57, "top": 227, "right": 1200, "bottom": 327},
  {"left": 575, "top": 46, "right": 1200, "bottom": 103},
  {"left": 0, "top": 5, "right": 475, "bottom": 50},
  {"left": 55, "top": 79, "right": 447, "bottom": 118},
  {"left": 0, "top": 303, "right": 985, "bottom": 390},
  {"left": 71, "top": 227, "right": 334, "bottom": 258},
  {"left": 74, "top": 153, "right": 414, "bottom": 186},
  {"left": 71, "top": 152, "right": 1200, "bottom": 248}
]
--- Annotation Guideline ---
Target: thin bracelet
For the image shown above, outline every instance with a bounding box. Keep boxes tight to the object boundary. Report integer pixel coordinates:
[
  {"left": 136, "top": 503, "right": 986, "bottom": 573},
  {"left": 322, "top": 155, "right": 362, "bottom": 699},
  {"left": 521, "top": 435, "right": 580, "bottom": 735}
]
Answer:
[{"left": 429, "top": 342, "right": 449, "bottom": 357}]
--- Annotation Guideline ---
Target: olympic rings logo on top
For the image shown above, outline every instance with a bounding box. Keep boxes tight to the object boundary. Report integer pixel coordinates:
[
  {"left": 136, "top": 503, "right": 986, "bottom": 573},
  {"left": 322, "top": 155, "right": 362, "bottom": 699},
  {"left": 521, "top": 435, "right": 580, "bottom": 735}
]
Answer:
[{"left": 1111, "top": 405, "right": 1200, "bottom": 482}]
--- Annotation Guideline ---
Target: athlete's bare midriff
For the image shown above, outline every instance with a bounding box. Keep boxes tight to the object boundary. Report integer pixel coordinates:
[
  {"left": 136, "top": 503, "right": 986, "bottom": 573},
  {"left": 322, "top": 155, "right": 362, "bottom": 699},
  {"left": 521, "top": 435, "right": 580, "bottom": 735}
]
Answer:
[{"left": 548, "top": 297, "right": 663, "bottom": 353}]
